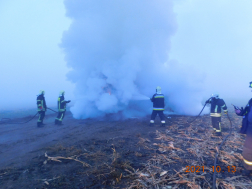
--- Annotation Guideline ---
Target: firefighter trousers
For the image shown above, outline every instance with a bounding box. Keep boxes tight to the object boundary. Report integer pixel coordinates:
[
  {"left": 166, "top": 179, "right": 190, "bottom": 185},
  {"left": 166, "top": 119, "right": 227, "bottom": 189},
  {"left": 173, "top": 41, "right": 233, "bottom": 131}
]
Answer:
[
  {"left": 211, "top": 116, "right": 221, "bottom": 133},
  {"left": 37, "top": 111, "right": 45, "bottom": 126},
  {"left": 55, "top": 111, "right": 65, "bottom": 124},
  {"left": 150, "top": 110, "right": 165, "bottom": 124},
  {"left": 242, "top": 122, "right": 252, "bottom": 170}
]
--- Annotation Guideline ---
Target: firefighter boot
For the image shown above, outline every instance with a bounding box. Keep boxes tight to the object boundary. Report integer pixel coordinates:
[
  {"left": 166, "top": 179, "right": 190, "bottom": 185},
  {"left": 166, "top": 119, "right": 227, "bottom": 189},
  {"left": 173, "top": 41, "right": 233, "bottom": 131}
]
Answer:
[
  {"left": 161, "top": 121, "right": 165, "bottom": 127},
  {"left": 57, "top": 121, "right": 63, "bottom": 126},
  {"left": 215, "top": 132, "right": 222, "bottom": 136},
  {"left": 149, "top": 120, "right": 154, "bottom": 127}
]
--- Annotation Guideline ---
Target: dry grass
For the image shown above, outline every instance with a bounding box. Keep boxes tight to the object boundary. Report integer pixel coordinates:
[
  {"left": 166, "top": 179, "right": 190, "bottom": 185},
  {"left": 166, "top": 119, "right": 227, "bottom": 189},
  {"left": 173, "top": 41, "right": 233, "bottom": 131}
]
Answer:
[
  {"left": 36, "top": 113, "right": 251, "bottom": 188},
  {"left": 127, "top": 113, "right": 251, "bottom": 189}
]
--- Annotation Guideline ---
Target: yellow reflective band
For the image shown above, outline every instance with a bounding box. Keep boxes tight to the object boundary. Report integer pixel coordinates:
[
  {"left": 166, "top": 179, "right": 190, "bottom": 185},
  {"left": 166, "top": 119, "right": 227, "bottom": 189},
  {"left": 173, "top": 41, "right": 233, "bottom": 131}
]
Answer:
[
  {"left": 161, "top": 121, "right": 165, "bottom": 123},
  {"left": 216, "top": 130, "right": 221, "bottom": 132},
  {"left": 215, "top": 105, "right": 218, "bottom": 112},
  {"left": 37, "top": 100, "right": 41, "bottom": 101},
  {"left": 155, "top": 96, "right": 164, "bottom": 98},
  {"left": 244, "top": 158, "right": 252, "bottom": 165},
  {"left": 213, "top": 128, "right": 216, "bottom": 130},
  {"left": 221, "top": 104, "right": 226, "bottom": 108},
  {"left": 59, "top": 113, "right": 64, "bottom": 121},
  {"left": 153, "top": 109, "right": 164, "bottom": 111},
  {"left": 210, "top": 113, "right": 221, "bottom": 117},
  {"left": 150, "top": 120, "right": 154, "bottom": 123}
]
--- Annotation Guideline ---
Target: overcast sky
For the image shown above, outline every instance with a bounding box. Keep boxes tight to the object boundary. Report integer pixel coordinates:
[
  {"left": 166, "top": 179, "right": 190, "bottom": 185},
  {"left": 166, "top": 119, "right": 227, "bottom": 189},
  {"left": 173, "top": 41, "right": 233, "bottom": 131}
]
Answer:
[
  {"left": 170, "top": 0, "right": 252, "bottom": 105},
  {"left": 0, "top": 0, "right": 73, "bottom": 110},
  {"left": 0, "top": 0, "right": 252, "bottom": 112}
]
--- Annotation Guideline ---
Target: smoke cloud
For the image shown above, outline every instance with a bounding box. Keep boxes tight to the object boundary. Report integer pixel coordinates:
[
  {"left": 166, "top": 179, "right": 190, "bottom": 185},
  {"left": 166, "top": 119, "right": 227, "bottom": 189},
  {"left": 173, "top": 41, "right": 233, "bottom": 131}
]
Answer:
[{"left": 61, "top": 0, "right": 205, "bottom": 119}]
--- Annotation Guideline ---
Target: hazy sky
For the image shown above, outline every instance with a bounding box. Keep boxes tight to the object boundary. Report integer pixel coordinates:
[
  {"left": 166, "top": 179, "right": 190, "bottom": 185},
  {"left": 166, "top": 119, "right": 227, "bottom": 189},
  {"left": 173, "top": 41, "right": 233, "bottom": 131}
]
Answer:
[
  {"left": 170, "top": 0, "right": 252, "bottom": 105},
  {"left": 0, "top": 0, "right": 252, "bottom": 112},
  {"left": 0, "top": 0, "right": 73, "bottom": 110}
]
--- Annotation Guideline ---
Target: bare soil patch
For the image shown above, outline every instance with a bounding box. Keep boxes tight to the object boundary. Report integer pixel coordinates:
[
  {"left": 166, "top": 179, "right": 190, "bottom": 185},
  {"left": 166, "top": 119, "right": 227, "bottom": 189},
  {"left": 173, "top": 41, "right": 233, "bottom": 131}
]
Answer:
[{"left": 0, "top": 112, "right": 251, "bottom": 188}]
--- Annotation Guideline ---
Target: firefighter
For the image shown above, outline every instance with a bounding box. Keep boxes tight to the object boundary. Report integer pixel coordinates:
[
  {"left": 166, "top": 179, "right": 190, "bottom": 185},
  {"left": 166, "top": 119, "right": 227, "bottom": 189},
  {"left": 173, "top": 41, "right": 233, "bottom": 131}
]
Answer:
[
  {"left": 205, "top": 94, "right": 228, "bottom": 136},
  {"left": 235, "top": 81, "right": 252, "bottom": 176},
  {"left": 150, "top": 86, "right": 165, "bottom": 127},
  {"left": 37, "top": 90, "right": 47, "bottom": 127},
  {"left": 55, "top": 91, "right": 71, "bottom": 125}
]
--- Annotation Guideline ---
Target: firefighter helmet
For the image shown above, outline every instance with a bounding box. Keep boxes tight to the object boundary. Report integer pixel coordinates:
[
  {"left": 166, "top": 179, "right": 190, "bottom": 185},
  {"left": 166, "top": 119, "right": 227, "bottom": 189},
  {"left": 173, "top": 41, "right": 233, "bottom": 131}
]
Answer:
[
  {"left": 249, "top": 82, "right": 252, "bottom": 88},
  {"left": 60, "top": 90, "right": 65, "bottom": 96},
  {"left": 211, "top": 93, "right": 219, "bottom": 99},
  {"left": 156, "top": 86, "right": 162, "bottom": 93},
  {"left": 40, "top": 90, "right": 45, "bottom": 95}
]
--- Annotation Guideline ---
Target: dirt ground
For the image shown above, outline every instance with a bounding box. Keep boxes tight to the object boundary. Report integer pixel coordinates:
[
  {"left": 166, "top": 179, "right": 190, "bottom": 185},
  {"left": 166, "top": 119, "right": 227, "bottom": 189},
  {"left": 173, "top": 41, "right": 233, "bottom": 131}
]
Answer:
[{"left": 0, "top": 112, "right": 252, "bottom": 189}]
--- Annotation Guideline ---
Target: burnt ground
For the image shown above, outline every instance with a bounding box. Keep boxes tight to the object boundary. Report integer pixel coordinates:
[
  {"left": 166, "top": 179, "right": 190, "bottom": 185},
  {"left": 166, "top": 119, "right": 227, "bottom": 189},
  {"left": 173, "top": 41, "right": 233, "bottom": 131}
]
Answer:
[{"left": 0, "top": 112, "right": 252, "bottom": 189}]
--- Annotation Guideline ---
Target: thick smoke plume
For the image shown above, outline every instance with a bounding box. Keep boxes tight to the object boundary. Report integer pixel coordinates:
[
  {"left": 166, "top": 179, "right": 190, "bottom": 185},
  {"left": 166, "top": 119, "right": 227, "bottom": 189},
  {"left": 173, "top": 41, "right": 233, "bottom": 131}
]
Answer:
[{"left": 61, "top": 0, "right": 205, "bottom": 119}]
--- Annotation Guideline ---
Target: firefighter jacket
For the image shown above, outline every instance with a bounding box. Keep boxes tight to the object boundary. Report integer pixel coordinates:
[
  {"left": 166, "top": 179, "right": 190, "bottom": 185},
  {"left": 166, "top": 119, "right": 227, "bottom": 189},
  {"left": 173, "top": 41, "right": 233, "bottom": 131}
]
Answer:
[
  {"left": 237, "top": 98, "right": 252, "bottom": 134},
  {"left": 206, "top": 98, "right": 227, "bottom": 117},
  {"left": 37, "top": 94, "right": 47, "bottom": 111},
  {"left": 57, "top": 95, "right": 70, "bottom": 112},
  {"left": 151, "top": 93, "right": 165, "bottom": 111}
]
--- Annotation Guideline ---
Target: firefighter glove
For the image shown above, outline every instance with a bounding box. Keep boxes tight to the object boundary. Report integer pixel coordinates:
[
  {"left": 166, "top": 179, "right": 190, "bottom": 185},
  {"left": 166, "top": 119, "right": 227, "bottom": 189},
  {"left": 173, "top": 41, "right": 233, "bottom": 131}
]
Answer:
[{"left": 235, "top": 109, "right": 241, "bottom": 114}]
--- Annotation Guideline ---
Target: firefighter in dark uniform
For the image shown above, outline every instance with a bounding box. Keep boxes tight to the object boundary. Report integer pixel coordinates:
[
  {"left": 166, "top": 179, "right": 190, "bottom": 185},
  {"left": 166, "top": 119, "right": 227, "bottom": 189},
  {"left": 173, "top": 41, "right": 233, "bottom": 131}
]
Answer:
[
  {"left": 55, "top": 91, "right": 71, "bottom": 125},
  {"left": 150, "top": 86, "right": 165, "bottom": 127},
  {"left": 235, "top": 81, "right": 252, "bottom": 176},
  {"left": 205, "top": 94, "right": 228, "bottom": 136},
  {"left": 37, "top": 90, "right": 47, "bottom": 127}
]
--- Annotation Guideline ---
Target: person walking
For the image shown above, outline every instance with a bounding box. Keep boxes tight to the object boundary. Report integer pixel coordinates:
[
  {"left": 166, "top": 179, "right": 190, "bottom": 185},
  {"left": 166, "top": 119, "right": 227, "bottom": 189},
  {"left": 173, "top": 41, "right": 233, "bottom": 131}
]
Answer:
[{"left": 205, "top": 93, "right": 228, "bottom": 136}]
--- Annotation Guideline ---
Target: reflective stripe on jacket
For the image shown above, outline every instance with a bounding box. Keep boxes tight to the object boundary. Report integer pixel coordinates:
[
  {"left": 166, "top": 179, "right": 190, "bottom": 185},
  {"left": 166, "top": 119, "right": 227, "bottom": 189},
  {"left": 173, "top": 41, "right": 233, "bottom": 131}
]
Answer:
[
  {"left": 206, "top": 98, "right": 227, "bottom": 116},
  {"left": 37, "top": 95, "right": 47, "bottom": 111},
  {"left": 58, "top": 96, "right": 66, "bottom": 112},
  {"left": 151, "top": 93, "right": 165, "bottom": 111}
]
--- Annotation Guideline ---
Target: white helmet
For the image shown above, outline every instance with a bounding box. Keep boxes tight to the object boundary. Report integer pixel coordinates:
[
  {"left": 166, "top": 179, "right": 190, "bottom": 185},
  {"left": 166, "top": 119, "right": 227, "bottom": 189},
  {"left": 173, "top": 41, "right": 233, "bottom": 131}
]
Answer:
[
  {"left": 39, "top": 90, "right": 45, "bottom": 95},
  {"left": 156, "top": 86, "right": 162, "bottom": 94},
  {"left": 60, "top": 90, "right": 65, "bottom": 96},
  {"left": 211, "top": 93, "right": 219, "bottom": 99}
]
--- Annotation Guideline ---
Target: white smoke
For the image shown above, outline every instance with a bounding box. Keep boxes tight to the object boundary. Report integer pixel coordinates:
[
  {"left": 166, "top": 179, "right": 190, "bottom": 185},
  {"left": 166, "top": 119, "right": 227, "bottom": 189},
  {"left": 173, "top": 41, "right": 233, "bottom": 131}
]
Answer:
[{"left": 61, "top": 0, "right": 205, "bottom": 119}]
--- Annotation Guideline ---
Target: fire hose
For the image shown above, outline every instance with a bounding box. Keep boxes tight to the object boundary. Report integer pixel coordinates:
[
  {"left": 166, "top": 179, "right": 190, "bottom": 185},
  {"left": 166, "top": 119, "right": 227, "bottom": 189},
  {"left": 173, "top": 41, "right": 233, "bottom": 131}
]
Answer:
[
  {"left": 0, "top": 108, "right": 57, "bottom": 125},
  {"left": 187, "top": 97, "right": 212, "bottom": 123},
  {"left": 187, "top": 100, "right": 234, "bottom": 189},
  {"left": 212, "top": 112, "right": 233, "bottom": 189}
]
